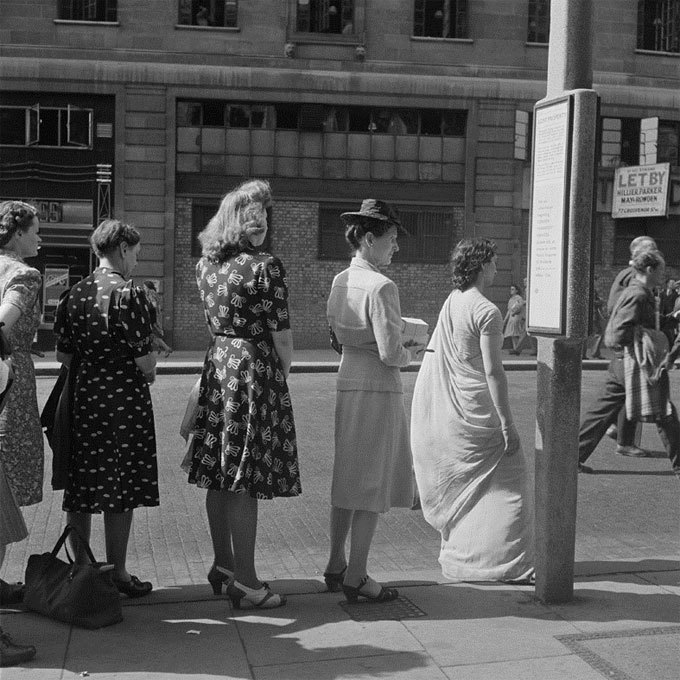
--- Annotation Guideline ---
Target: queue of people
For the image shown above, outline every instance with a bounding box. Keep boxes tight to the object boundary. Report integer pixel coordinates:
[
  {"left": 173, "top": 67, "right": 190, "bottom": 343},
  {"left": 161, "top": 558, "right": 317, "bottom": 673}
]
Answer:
[{"left": 0, "top": 184, "right": 676, "bottom": 669}]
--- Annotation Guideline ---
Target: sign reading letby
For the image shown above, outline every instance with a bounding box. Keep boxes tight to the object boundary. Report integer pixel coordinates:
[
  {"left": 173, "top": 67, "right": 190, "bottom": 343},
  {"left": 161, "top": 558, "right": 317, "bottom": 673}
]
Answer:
[{"left": 612, "top": 163, "right": 670, "bottom": 218}]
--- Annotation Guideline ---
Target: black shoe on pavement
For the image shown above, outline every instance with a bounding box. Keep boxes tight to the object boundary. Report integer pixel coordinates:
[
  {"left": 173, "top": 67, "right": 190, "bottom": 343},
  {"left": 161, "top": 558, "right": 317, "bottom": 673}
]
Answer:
[
  {"left": 0, "top": 628, "right": 36, "bottom": 667},
  {"left": 616, "top": 445, "right": 650, "bottom": 458},
  {"left": 578, "top": 462, "right": 594, "bottom": 474},
  {"left": 0, "top": 580, "right": 24, "bottom": 605}
]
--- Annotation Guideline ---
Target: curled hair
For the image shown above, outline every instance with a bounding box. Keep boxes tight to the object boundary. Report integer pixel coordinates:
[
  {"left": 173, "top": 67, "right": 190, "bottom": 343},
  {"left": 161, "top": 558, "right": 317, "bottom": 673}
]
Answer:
[
  {"left": 199, "top": 179, "right": 271, "bottom": 262},
  {"left": 510, "top": 283, "right": 522, "bottom": 296},
  {"left": 450, "top": 238, "right": 497, "bottom": 291},
  {"left": 0, "top": 201, "right": 38, "bottom": 248},
  {"left": 631, "top": 248, "right": 664, "bottom": 273},
  {"left": 90, "top": 219, "right": 141, "bottom": 258},
  {"left": 629, "top": 236, "right": 656, "bottom": 257},
  {"left": 344, "top": 217, "right": 393, "bottom": 251}
]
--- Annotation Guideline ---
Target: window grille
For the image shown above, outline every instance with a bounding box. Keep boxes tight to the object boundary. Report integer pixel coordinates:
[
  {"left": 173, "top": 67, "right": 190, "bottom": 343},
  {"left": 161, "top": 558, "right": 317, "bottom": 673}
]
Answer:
[
  {"left": 637, "top": 0, "right": 680, "bottom": 52},
  {"left": 58, "top": 0, "right": 117, "bottom": 21},
  {"left": 413, "top": 0, "right": 468, "bottom": 39}
]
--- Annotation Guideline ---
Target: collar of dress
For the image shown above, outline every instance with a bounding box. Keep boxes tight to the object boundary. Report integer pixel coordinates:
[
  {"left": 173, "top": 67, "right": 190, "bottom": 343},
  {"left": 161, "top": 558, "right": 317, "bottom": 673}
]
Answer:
[{"left": 350, "top": 255, "right": 380, "bottom": 274}]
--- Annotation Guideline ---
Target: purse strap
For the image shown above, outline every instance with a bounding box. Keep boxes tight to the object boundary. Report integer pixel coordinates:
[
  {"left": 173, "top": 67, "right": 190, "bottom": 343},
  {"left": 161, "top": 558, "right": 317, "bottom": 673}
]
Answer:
[{"left": 51, "top": 524, "right": 98, "bottom": 565}]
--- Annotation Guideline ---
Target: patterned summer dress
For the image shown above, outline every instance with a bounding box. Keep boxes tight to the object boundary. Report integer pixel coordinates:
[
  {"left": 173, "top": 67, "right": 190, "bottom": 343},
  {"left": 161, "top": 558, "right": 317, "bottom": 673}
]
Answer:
[
  {"left": 0, "top": 249, "right": 44, "bottom": 507},
  {"left": 55, "top": 267, "right": 160, "bottom": 513},
  {"left": 187, "top": 248, "right": 301, "bottom": 500}
]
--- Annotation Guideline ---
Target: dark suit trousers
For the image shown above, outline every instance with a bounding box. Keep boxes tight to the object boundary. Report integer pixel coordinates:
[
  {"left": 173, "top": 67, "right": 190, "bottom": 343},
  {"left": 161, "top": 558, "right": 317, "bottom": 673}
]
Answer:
[{"left": 578, "top": 358, "right": 680, "bottom": 471}]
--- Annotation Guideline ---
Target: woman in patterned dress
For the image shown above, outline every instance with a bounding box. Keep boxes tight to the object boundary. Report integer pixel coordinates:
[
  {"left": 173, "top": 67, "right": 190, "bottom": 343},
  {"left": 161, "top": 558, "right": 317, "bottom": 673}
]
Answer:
[
  {"left": 188, "top": 179, "right": 299, "bottom": 610},
  {"left": 55, "top": 220, "right": 159, "bottom": 598},
  {"left": 0, "top": 201, "right": 42, "bottom": 667}
]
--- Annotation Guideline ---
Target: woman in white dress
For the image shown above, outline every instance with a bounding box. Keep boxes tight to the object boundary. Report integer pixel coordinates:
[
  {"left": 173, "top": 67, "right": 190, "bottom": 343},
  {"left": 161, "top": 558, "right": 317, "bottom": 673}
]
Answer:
[
  {"left": 411, "top": 238, "right": 534, "bottom": 583},
  {"left": 323, "top": 199, "right": 427, "bottom": 602}
]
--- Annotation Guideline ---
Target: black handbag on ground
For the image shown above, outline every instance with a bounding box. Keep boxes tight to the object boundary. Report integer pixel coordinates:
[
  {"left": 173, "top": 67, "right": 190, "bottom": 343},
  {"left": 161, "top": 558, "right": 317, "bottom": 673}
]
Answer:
[{"left": 24, "top": 525, "right": 123, "bottom": 629}]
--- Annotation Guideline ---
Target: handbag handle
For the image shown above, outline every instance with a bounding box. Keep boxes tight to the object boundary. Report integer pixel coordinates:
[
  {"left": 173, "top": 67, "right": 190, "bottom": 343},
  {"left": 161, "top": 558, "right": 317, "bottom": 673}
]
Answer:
[{"left": 51, "top": 524, "right": 98, "bottom": 565}]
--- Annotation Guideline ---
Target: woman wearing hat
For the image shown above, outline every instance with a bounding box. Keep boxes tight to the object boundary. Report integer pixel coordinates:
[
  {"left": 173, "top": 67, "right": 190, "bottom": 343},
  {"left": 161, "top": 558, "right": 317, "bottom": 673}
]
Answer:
[{"left": 323, "top": 199, "right": 427, "bottom": 602}]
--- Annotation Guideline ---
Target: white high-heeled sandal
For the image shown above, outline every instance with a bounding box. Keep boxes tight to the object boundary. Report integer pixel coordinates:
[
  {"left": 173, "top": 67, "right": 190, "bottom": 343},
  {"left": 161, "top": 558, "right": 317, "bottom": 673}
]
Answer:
[{"left": 227, "top": 580, "right": 286, "bottom": 610}]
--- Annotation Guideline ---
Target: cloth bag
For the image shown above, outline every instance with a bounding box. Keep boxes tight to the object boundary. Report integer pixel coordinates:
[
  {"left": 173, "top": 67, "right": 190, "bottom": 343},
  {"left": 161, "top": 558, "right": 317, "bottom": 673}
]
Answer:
[{"left": 24, "top": 524, "right": 123, "bottom": 629}]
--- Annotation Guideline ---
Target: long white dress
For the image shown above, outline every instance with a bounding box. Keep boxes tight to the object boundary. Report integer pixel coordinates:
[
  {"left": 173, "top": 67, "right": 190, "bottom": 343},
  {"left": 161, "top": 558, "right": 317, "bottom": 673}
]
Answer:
[{"left": 410, "top": 288, "right": 534, "bottom": 581}]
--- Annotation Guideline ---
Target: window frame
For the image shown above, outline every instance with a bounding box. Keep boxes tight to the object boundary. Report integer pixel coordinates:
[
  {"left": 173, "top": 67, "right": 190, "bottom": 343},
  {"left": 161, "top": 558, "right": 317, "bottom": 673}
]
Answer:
[
  {"left": 288, "top": 0, "right": 365, "bottom": 44},
  {"left": 412, "top": 0, "right": 470, "bottom": 40},
  {"left": 0, "top": 105, "right": 94, "bottom": 149},
  {"left": 637, "top": 0, "right": 680, "bottom": 54},
  {"left": 526, "top": 0, "right": 550, "bottom": 44},
  {"left": 57, "top": 0, "right": 118, "bottom": 23},
  {"left": 176, "top": 0, "right": 239, "bottom": 30}
]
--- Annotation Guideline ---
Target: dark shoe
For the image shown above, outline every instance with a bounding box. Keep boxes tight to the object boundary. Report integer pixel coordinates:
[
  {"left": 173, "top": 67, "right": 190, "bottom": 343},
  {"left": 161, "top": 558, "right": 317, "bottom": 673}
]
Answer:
[
  {"left": 323, "top": 566, "right": 346, "bottom": 593},
  {"left": 0, "top": 580, "right": 25, "bottom": 605},
  {"left": 578, "top": 462, "right": 594, "bottom": 474},
  {"left": 591, "top": 353, "right": 603, "bottom": 359},
  {"left": 0, "top": 628, "right": 36, "bottom": 667},
  {"left": 112, "top": 575, "right": 153, "bottom": 598},
  {"left": 616, "top": 445, "right": 650, "bottom": 458},
  {"left": 342, "top": 575, "right": 399, "bottom": 604},
  {"left": 207, "top": 565, "right": 234, "bottom": 596}
]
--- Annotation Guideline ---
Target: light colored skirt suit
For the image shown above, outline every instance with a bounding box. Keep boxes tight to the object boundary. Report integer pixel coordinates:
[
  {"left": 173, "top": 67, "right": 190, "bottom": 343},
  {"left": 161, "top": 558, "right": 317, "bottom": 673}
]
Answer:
[{"left": 327, "top": 256, "right": 414, "bottom": 513}]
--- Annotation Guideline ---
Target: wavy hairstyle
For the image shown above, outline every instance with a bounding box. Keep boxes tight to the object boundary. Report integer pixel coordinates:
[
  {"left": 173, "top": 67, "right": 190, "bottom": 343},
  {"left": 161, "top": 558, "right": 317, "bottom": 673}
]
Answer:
[
  {"left": 198, "top": 179, "right": 271, "bottom": 262},
  {"left": 90, "top": 219, "right": 141, "bottom": 258},
  {"left": 0, "top": 201, "right": 38, "bottom": 248},
  {"left": 450, "top": 238, "right": 497, "bottom": 291},
  {"left": 631, "top": 248, "right": 664, "bottom": 273}
]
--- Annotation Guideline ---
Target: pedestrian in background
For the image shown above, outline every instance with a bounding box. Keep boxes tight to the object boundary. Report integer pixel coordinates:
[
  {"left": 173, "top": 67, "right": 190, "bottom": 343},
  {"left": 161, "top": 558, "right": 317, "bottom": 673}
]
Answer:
[
  {"left": 502, "top": 284, "right": 526, "bottom": 356},
  {"left": 583, "top": 277, "right": 605, "bottom": 360},
  {"left": 411, "top": 238, "right": 534, "bottom": 584},
  {"left": 324, "top": 199, "right": 427, "bottom": 603},
  {"left": 187, "top": 179, "right": 299, "bottom": 610},
  {"left": 55, "top": 219, "right": 159, "bottom": 598},
  {"left": 660, "top": 278, "right": 678, "bottom": 347},
  {"left": 0, "top": 200, "right": 42, "bottom": 667},
  {"left": 578, "top": 249, "right": 680, "bottom": 476},
  {"left": 602, "top": 236, "right": 658, "bottom": 456},
  {"left": 141, "top": 280, "right": 173, "bottom": 357}
]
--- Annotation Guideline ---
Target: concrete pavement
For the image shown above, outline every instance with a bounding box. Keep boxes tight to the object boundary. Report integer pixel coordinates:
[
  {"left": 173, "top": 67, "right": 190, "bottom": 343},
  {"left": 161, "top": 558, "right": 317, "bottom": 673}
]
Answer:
[{"left": 1, "top": 361, "right": 678, "bottom": 679}]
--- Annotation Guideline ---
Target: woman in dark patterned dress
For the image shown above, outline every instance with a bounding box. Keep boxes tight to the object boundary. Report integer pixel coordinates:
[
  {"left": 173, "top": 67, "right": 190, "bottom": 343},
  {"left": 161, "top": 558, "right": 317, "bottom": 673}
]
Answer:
[
  {"left": 188, "top": 179, "right": 300, "bottom": 610},
  {"left": 55, "top": 219, "right": 159, "bottom": 598}
]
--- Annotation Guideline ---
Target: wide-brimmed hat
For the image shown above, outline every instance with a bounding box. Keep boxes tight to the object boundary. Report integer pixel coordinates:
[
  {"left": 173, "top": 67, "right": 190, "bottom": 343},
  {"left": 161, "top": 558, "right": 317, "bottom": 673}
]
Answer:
[{"left": 340, "top": 199, "right": 408, "bottom": 235}]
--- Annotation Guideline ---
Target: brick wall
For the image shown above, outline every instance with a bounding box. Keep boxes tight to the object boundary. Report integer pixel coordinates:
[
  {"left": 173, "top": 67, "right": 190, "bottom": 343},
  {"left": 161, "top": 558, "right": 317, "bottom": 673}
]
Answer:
[{"left": 173, "top": 198, "right": 462, "bottom": 350}]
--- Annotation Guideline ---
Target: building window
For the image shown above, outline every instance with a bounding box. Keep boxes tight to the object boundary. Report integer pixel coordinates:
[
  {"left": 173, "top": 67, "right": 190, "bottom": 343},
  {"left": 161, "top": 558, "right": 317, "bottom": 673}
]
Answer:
[
  {"left": 658, "top": 120, "right": 680, "bottom": 165},
  {"left": 178, "top": 0, "right": 238, "bottom": 28},
  {"left": 177, "top": 100, "right": 467, "bottom": 183},
  {"left": 637, "top": 0, "right": 680, "bottom": 53},
  {"left": 296, "top": 0, "right": 354, "bottom": 34},
  {"left": 0, "top": 105, "right": 93, "bottom": 148},
  {"left": 58, "top": 0, "right": 117, "bottom": 22},
  {"left": 527, "top": 0, "right": 550, "bottom": 43},
  {"left": 413, "top": 0, "right": 469, "bottom": 39},
  {"left": 514, "top": 110, "right": 532, "bottom": 161},
  {"left": 318, "top": 203, "right": 458, "bottom": 262}
]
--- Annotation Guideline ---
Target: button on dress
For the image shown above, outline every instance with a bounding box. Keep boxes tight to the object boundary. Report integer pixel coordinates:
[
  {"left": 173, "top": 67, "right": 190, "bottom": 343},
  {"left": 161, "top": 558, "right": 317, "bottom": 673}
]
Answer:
[
  {"left": 55, "top": 267, "right": 159, "bottom": 513},
  {"left": 187, "top": 249, "right": 300, "bottom": 500}
]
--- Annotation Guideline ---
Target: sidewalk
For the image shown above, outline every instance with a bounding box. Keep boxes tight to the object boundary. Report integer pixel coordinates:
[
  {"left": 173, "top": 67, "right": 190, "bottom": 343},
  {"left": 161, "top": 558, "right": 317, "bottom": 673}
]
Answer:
[{"left": 3, "top": 567, "right": 678, "bottom": 679}]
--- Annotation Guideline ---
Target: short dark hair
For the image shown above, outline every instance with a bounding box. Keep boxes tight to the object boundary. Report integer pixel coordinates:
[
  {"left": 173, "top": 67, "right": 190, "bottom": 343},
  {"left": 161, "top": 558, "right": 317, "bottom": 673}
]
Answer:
[
  {"left": 631, "top": 248, "right": 664, "bottom": 273},
  {"left": 90, "top": 219, "right": 141, "bottom": 257},
  {"left": 344, "top": 217, "right": 394, "bottom": 251},
  {"left": 450, "top": 238, "right": 497, "bottom": 291},
  {"left": 0, "top": 201, "right": 38, "bottom": 248}
]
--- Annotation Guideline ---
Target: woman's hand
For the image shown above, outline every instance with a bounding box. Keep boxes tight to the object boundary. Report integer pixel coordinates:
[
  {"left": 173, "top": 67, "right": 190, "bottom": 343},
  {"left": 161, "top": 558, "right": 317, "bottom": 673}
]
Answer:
[
  {"left": 404, "top": 339, "right": 428, "bottom": 360},
  {"left": 502, "top": 423, "right": 521, "bottom": 456}
]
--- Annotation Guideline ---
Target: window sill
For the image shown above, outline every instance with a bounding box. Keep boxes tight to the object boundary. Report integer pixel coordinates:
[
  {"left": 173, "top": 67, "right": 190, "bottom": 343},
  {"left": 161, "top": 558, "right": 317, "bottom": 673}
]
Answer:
[
  {"left": 635, "top": 49, "right": 680, "bottom": 57},
  {"left": 410, "top": 36, "right": 473, "bottom": 44},
  {"left": 525, "top": 41, "right": 549, "bottom": 48},
  {"left": 288, "top": 33, "right": 362, "bottom": 46},
  {"left": 174, "top": 24, "right": 240, "bottom": 33},
  {"left": 53, "top": 19, "right": 120, "bottom": 26}
]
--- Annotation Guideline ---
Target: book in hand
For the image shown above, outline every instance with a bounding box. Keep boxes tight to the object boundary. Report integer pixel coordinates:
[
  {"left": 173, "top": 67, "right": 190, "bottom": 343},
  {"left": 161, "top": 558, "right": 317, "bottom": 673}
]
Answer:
[{"left": 401, "top": 317, "right": 429, "bottom": 347}]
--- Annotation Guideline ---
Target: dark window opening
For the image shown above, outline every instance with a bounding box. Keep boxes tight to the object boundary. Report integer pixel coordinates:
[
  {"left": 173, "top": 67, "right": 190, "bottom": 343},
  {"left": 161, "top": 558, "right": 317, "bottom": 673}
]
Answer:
[
  {"left": 658, "top": 120, "right": 680, "bottom": 165},
  {"left": 527, "top": 0, "right": 550, "bottom": 43},
  {"left": 0, "top": 109, "right": 25, "bottom": 145},
  {"left": 202, "top": 102, "right": 226, "bottom": 127},
  {"left": 296, "top": 0, "right": 354, "bottom": 34},
  {"left": 58, "top": 0, "right": 117, "bottom": 22},
  {"left": 178, "top": 0, "right": 238, "bottom": 28},
  {"left": 621, "top": 118, "right": 641, "bottom": 166},
  {"left": 637, "top": 0, "right": 680, "bottom": 52},
  {"left": 413, "top": 0, "right": 469, "bottom": 39}
]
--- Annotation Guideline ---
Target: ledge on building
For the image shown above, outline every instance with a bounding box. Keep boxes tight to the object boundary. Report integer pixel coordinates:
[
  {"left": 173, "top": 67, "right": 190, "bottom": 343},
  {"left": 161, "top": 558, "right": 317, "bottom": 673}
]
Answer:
[
  {"left": 174, "top": 24, "right": 240, "bottom": 33},
  {"left": 410, "top": 36, "right": 473, "bottom": 44},
  {"left": 634, "top": 49, "right": 680, "bottom": 58},
  {"left": 525, "top": 42, "right": 549, "bottom": 48},
  {"left": 287, "top": 33, "right": 362, "bottom": 46},
  {"left": 53, "top": 20, "right": 120, "bottom": 26}
]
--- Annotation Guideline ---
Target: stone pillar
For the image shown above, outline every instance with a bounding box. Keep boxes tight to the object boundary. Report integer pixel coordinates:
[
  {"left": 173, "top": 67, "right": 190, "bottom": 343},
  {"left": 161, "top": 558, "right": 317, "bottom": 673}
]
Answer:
[{"left": 533, "top": 0, "right": 597, "bottom": 604}]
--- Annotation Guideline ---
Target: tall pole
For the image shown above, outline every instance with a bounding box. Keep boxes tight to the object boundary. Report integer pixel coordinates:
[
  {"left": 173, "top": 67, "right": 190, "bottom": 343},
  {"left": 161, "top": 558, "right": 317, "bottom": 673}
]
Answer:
[{"left": 534, "top": 0, "right": 597, "bottom": 604}]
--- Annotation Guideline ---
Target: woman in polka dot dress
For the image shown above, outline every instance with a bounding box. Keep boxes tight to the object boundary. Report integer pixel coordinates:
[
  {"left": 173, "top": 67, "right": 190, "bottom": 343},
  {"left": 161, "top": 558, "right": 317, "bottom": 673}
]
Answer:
[
  {"left": 188, "top": 179, "right": 300, "bottom": 610},
  {"left": 55, "top": 220, "right": 159, "bottom": 598}
]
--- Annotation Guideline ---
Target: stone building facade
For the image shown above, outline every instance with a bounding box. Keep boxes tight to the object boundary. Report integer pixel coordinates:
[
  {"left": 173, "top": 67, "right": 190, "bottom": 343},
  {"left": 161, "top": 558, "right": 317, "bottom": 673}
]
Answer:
[{"left": 0, "top": 1, "right": 678, "bottom": 349}]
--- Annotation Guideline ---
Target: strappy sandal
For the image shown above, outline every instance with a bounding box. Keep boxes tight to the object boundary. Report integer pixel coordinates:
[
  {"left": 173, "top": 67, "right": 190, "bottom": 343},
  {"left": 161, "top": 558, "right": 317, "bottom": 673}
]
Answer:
[
  {"left": 207, "top": 565, "right": 234, "bottom": 596},
  {"left": 323, "top": 566, "right": 346, "bottom": 592},
  {"left": 227, "top": 580, "right": 286, "bottom": 610},
  {"left": 112, "top": 574, "right": 153, "bottom": 598},
  {"left": 342, "top": 575, "right": 398, "bottom": 604}
]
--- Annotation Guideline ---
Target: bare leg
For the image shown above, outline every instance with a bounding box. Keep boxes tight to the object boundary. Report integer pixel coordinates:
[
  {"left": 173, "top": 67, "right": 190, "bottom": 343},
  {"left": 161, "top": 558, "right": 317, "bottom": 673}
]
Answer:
[
  {"left": 103, "top": 510, "right": 134, "bottom": 581},
  {"left": 66, "top": 511, "right": 92, "bottom": 564},
  {"left": 206, "top": 489, "right": 235, "bottom": 572},
  {"left": 344, "top": 510, "right": 379, "bottom": 588},
  {"left": 224, "top": 492, "right": 259, "bottom": 588},
  {"left": 326, "top": 506, "right": 352, "bottom": 574}
]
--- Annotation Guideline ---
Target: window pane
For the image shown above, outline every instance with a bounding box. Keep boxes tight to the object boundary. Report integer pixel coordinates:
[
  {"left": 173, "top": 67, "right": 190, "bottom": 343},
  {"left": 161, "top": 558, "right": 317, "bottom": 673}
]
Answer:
[
  {"left": 420, "top": 110, "right": 442, "bottom": 136},
  {"left": 203, "top": 102, "right": 226, "bottom": 126},
  {"left": 67, "top": 107, "right": 91, "bottom": 146},
  {"left": 347, "top": 107, "right": 371, "bottom": 132},
  {"left": 0, "top": 108, "right": 26, "bottom": 145},
  {"left": 297, "top": 0, "right": 354, "bottom": 34},
  {"left": 275, "top": 105, "right": 299, "bottom": 130},
  {"left": 442, "top": 110, "right": 466, "bottom": 136},
  {"left": 177, "top": 102, "right": 202, "bottom": 126},
  {"left": 39, "top": 109, "right": 60, "bottom": 146}
]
